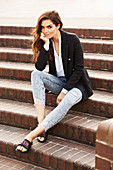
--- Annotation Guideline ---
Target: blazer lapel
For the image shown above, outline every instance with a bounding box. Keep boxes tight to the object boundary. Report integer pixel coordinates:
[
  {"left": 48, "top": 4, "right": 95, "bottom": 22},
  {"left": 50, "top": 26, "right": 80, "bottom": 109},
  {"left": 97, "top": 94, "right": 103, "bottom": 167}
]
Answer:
[{"left": 61, "top": 30, "right": 68, "bottom": 78}]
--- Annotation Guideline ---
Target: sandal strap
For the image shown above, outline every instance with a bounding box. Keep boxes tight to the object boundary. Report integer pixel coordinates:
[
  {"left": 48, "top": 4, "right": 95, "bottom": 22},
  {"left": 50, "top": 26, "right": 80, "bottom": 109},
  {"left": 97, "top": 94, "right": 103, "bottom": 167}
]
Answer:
[
  {"left": 37, "top": 133, "right": 45, "bottom": 138},
  {"left": 17, "top": 139, "right": 32, "bottom": 150},
  {"left": 37, "top": 131, "right": 48, "bottom": 138},
  {"left": 37, "top": 131, "right": 48, "bottom": 143}
]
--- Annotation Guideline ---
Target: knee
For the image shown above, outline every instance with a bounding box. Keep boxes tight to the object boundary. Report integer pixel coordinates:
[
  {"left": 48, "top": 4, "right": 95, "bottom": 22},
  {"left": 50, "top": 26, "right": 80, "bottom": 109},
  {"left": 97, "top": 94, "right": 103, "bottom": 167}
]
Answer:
[
  {"left": 69, "top": 88, "right": 82, "bottom": 98},
  {"left": 66, "top": 88, "right": 82, "bottom": 105},
  {"left": 70, "top": 91, "right": 81, "bottom": 98},
  {"left": 31, "top": 69, "right": 42, "bottom": 82}
]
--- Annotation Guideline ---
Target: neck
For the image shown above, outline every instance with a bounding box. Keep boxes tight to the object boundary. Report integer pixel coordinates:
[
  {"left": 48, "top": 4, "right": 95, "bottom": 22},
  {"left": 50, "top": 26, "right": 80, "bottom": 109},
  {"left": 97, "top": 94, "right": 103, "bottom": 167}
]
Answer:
[{"left": 52, "top": 30, "right": 61, "bottom": 43}]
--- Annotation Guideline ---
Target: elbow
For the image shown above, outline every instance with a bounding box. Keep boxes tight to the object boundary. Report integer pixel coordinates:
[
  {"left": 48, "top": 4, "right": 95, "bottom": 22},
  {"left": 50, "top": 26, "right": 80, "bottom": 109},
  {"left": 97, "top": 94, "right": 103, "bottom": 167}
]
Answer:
[
  {"left": 74, "top": 65, "right": 84, "bottom": 72},
  {"left": 35, "top": 63, "right": 44, "bottom": 71}
]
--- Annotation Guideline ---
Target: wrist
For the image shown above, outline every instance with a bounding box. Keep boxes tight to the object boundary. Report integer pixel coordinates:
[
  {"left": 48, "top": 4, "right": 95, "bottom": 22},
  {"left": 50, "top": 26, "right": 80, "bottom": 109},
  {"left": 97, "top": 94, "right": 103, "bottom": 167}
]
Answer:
[
  {"left": 61, "top": 88, "right": 68, "bottom": 95},
  {"left": 44, "top": 40, "right": 49, "bottom": 51},
  {"left": 45, "top": 39, "right": 49, "bottom": 45}
]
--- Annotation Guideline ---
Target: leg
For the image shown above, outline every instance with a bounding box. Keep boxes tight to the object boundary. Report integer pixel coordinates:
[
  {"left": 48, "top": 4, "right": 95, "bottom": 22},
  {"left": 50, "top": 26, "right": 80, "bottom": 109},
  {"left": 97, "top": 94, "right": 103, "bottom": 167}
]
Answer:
[
  {"left": 40, "top": 88, "right": 82, "bottom": 131},
  {"left": 16, "top": 70, "right": 66, "bottom": 152},
  {"left": 31, "top": 70, "right": 66, "bottom": 141},
  {"left": 31, "top": 69, "right": 66, "bottom": 106},
  {"left": 16, "top": 70, "right": 66, "bottom": 151},
  {"left": 16, "top": 125, "right": 45, "bottom": 153},
  {"left": 16, "top": 88, "right": 82, "bottom": 152},
  {"left": 31, "top": 69, "right": 66, "bottom": 123}
]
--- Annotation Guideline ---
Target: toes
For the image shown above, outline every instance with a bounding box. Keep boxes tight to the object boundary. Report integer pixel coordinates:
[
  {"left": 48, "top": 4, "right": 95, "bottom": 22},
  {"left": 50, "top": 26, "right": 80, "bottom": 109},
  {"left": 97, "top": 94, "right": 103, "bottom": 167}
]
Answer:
[
  {"left": 17, "top": 146, "right": 21, "bottom": 150},
  {"left": 16, "top": 146, "right": 27, "bottom": 152},
  {"left": 40, "top": 137, "right": 44, "bottom": 141},
  {"left": 21, "top": 147, "right": 27, "bottom": 152},
  {"left": 37, "top": 137, "right": 44, "bottom": 142}
]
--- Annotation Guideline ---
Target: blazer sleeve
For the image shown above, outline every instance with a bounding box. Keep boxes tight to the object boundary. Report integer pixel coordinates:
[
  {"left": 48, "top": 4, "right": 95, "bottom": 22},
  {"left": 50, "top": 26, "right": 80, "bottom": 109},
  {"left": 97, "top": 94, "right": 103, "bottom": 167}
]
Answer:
[
  {"left": 63, "top": 36, "right": 84, "bottom": 90},
  {"left": 35, "top": 47, "right": 49, "bottom": 71}
]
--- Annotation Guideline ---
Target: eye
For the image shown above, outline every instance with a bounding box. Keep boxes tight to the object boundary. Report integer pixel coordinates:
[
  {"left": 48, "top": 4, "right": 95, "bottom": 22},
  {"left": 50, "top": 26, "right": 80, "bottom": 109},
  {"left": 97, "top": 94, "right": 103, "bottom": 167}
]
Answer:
[
  {"left": 47, "top": 25, "right": 52, "bottom": 29},
  {"left": 41, "top": 26, "right": 44, "bottom": 29}
]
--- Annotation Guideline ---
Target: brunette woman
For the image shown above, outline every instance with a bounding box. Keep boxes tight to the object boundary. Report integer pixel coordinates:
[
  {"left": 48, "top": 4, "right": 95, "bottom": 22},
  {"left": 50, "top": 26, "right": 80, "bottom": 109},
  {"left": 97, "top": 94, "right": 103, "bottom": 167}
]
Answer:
[{"left": 16, "top": 10, "right": 93, "bottom": 153}]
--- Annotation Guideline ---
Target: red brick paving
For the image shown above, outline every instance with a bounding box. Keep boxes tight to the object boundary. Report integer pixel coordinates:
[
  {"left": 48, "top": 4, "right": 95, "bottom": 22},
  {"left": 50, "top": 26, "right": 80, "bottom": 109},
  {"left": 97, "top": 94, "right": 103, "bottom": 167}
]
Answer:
[
  {"left": 0, "top": 154, "right": 49, "bottom": 170},
  {"left": 0, "top": 97, "right": 107, "bottom": 146},
  {"left": 0, "top": 124, "right": 95, "bottom": 169}
]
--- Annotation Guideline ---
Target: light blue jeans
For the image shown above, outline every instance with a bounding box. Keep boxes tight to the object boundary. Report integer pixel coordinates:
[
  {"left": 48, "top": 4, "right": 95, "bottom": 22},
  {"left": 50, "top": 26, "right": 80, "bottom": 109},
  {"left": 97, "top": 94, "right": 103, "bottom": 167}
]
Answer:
[{"left": 31, "top": 70, "right": 82, "bottom": 132}]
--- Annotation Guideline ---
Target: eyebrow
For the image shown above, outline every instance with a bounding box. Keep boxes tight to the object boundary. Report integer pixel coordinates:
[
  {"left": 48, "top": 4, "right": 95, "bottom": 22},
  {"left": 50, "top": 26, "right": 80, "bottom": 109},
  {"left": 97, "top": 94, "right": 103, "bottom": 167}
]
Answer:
[{"left": 41, "top": 24, "right": 52, "bottom": 27}]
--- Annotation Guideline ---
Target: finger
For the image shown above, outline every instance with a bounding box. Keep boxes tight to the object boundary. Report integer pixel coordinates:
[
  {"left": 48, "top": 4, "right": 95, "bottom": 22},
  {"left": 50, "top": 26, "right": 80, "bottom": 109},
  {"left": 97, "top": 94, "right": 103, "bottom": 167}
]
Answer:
[
  {"left": 40, "top": 32, "right": 44, "bottom": 37},
  {"left": 40, "top": 33, "right": 44, "bottom": 39},
  {"left": 56, "top": 99, "right": 59, "bottom": 105},
  {"left": 57, "top": 100, "right": 61, "bottom": 105}
]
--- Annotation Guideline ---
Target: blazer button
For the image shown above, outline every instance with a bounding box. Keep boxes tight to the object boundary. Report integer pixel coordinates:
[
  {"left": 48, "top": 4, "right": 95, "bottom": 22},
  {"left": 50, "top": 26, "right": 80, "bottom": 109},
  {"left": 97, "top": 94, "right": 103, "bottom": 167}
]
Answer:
[
  {"left": 73, "top": 68, "right": 74, "bottom": 71},
  {"left": 68, "top": 58, "right": 71, "bottom": 61}
]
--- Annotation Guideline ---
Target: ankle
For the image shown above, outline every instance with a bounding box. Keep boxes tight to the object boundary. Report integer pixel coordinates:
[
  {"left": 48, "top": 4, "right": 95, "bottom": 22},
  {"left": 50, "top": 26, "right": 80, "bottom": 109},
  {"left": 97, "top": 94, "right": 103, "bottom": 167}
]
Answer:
[
  {"left": 25, "top": 135, "right": 33, "bottom": 143},
  {"left": 38, "top": 115, "right": 45, "bottom": 124}
]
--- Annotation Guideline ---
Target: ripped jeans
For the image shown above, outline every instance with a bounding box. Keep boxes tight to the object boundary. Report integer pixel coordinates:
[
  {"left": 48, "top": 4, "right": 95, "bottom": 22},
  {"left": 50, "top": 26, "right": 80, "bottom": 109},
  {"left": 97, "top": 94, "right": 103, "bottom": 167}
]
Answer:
[{"left": 31, "top": 69, "right": 82, "bottom": 132}]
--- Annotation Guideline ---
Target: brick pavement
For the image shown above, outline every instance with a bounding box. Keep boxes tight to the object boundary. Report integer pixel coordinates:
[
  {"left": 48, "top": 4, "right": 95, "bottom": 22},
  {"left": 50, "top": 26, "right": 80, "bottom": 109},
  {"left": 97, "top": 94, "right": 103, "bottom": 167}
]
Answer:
[{"left": 0, "top": 154, "right": 49, "bottom": 170}]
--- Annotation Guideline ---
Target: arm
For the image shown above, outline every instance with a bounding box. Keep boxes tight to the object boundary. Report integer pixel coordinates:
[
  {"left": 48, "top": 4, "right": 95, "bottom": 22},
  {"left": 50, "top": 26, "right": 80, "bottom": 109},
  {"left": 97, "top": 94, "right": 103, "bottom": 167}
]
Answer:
[
  {"left": 56, "top": 91, "right": 66, "bottom": 105},
  {"left": 35, "top": 47, "right": 49, "bottom": 70},
  {"left": 35, "top": 33, "right": 50, "bottom": 71},
  {"left": 57, "top": 35, "right": 84, "bottom": 104}
]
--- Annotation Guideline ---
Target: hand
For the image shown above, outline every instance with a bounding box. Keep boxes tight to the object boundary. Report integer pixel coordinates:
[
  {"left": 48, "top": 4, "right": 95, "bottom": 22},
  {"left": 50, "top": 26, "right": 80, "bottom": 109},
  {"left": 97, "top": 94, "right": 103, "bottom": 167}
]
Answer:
[
  {"left": 40, "top": 32, "right": 49, "bottom": 45},
  {"left": 56, "top": 92, "right": 66, "bottom": 105}
]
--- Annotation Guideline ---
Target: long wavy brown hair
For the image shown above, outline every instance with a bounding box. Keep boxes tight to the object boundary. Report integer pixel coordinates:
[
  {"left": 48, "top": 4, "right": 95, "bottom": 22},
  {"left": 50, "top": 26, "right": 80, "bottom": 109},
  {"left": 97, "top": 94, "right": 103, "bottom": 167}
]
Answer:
[{"left": 32, "top": 10, "right": 63, "bottom": 62}]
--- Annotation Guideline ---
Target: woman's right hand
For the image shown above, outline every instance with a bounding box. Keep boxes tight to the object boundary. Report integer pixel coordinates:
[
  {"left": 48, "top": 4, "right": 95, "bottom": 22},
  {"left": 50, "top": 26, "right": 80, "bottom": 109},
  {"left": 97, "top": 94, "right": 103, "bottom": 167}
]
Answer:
[{"left": 40, "top": 33, "right": 49, "bottom": 46}]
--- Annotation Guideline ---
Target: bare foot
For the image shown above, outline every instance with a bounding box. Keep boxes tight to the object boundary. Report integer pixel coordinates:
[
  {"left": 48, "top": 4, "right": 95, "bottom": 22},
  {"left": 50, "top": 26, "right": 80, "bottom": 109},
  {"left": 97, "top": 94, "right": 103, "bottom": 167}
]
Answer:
[
  {"left": 16, "top": 145, "right": 27, "bottom": 152},
  {"left": 37, "top": 131, "right": 48, "bottom": 143},
  {"left": 16, "top": 138, "right": 32, "bottom": 153},
  {"left": 37, "top": 136, "right": 45, "bottom": 142}
]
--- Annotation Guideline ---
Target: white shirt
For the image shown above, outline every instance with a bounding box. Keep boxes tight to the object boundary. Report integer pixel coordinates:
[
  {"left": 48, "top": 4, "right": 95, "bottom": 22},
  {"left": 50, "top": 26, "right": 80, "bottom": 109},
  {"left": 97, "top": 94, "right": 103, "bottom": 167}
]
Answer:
[
  {"left": 44, "top": 37, "right": 68, "bottom": 94},
  {"left": 52, "top": 36, "right": 65, "bottom": 77}
]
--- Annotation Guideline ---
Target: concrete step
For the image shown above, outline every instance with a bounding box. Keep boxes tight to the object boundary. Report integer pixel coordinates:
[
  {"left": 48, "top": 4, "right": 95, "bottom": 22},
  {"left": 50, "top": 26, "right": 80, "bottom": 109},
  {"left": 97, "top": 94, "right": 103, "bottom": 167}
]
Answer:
[
  {"left": 1, "top": 35, "right": 113, "bottom": 54},
  {"left": 0, "top": 61, "right": 113, "bottom": 93},
  {"left": 0, "top": 78, "right": 113, "bottom": 118},
  {"left": 0, "top": 154, "right": 49, "bottom": 170},
  {"left": 0, "top": 47, "right": 32, "bottom": 63},
  {"left": 0, "top": 98, "right": 106, "bottom": 146},
  {"left": 84, "top": 53, "right": 113, "bottom": 71},
  {"left": 0, "top": 124, "right": 95, "bottom": 170},
  {"left": 0, "top": 25, "right": 113, "bottom": 40}
]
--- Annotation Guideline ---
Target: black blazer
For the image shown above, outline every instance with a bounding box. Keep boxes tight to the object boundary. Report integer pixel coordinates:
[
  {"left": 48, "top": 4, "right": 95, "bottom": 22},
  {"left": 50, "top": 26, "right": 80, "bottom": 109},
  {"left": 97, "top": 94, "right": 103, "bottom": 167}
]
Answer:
[{"left": 35, "top": 30, "right": 93, "bottom": 100}]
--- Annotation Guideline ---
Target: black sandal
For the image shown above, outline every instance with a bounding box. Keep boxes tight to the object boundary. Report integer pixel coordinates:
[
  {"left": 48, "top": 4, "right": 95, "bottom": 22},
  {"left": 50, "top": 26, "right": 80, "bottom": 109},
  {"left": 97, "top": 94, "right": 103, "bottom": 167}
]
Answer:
[
  {"left": 37, "top": 131, "right": 48, "bottom": 143},
  {"left": 16, "top": 139, "right": 32, "bottom": 153}
]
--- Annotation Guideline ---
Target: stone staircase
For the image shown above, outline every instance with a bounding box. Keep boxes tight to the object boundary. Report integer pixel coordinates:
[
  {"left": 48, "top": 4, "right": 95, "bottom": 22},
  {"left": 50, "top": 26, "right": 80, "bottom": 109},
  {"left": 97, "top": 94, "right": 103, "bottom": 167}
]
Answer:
[{"left": 0, "top": 25, "right": 113, "bottom": 170}]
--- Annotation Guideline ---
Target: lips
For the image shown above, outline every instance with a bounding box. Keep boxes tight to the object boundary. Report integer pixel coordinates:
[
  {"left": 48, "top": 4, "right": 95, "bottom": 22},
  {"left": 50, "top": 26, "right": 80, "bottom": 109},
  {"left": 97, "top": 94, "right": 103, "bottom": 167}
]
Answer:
[{"left": 44, "top": 34, "right": 49, "bottom": 37}]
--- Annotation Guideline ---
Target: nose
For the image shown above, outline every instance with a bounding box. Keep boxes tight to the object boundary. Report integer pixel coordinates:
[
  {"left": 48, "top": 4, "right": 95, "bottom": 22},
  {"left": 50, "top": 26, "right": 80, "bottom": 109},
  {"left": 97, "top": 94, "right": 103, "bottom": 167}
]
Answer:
[{"left": 44, "top": 28, "right": 47, "bottom": 33}]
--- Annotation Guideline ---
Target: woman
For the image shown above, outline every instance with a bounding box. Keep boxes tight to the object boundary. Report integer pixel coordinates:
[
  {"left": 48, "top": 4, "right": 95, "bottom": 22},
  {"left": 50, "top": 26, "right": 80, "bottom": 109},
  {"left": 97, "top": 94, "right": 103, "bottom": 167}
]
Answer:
[{"left": 16, "top": 10, "right": 93, "bottom": 153}]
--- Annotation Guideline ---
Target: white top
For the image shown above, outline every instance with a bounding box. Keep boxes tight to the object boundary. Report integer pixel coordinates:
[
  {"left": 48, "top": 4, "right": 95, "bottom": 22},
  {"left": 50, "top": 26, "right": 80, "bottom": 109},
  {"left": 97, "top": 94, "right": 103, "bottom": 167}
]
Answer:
[
  {"left": 52, "top": 36, "right": 65, "bottom": 77},
  {"left": 43, "top": 37, "right": 68, "bottom": 94}
]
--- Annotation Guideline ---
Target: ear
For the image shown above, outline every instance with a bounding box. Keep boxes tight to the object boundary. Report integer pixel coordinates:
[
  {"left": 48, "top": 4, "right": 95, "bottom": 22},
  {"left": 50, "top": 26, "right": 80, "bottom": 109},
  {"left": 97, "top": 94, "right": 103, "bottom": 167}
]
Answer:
[{"left": 57, "top": 24, "right": 60, "bottom": 30}]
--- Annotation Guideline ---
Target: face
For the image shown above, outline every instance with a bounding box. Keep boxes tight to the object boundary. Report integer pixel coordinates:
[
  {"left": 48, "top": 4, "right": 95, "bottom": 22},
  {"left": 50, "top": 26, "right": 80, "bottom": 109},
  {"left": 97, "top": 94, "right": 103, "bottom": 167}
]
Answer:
[{"left": 41, "top": 19, "right": 60, "bottom": 39}]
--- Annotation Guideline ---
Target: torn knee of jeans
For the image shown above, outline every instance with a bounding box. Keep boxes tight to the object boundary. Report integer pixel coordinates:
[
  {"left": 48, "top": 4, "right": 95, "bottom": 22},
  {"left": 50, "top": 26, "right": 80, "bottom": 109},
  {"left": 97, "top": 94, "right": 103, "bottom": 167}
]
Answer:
[{"left": 71, "top": 91, "right": 77, "bottom": 96}]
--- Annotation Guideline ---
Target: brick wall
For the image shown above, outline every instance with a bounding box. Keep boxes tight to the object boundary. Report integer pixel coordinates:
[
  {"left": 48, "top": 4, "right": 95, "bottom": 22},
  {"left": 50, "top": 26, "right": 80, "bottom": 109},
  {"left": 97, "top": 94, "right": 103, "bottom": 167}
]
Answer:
[{"left": 95, "top": 118, "right": 113, "bottom": 170}]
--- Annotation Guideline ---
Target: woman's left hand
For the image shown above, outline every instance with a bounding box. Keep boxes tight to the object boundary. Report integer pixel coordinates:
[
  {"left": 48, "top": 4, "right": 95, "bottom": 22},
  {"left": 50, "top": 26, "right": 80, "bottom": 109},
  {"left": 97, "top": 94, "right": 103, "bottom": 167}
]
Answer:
[{"left": 56, "top": 92, "right": 66, "bottom": 105}]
